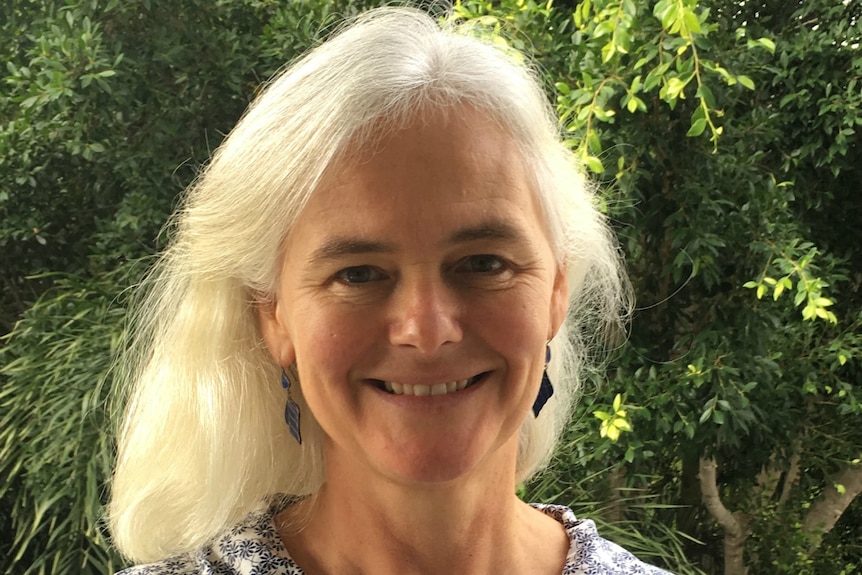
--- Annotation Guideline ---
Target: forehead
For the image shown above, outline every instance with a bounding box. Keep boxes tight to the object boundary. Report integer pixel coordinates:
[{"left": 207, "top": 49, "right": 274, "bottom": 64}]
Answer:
[{"left": 286, "top": 107, "right": 546, "bottom": 247}]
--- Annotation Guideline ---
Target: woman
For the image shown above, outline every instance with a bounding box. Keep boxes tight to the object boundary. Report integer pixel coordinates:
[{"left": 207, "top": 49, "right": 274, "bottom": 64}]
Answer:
[{"left": 110, "top": 7, "right": 671, "bottom": 575}]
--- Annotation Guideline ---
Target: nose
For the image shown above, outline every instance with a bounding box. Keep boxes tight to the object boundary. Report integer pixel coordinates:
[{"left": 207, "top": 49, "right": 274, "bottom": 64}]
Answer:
[{"left": 388, "top": 273, "right": 463, "bottom": 355}]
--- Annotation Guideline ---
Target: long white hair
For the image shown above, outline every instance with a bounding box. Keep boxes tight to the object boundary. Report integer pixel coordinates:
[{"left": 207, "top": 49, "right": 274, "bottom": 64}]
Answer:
[{"left": 109, "top": 6, "right": 629, "bottom": 563}]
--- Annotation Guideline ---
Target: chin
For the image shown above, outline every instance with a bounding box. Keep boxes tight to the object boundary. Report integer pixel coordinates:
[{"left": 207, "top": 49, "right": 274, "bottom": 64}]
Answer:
[{"left": 371, "top": 433, "right": 518, "bottom": 487}]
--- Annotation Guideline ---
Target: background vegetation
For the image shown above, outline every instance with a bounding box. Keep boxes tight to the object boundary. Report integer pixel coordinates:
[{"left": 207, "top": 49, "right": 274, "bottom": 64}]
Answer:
[{"left": 1, "top": 0, "right": 859, "bottom": 573}]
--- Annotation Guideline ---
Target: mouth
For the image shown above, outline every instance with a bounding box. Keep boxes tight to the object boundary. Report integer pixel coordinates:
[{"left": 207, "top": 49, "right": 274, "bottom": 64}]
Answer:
[{"left": 374, "top": 373, "right": 487, "bottom": 396}]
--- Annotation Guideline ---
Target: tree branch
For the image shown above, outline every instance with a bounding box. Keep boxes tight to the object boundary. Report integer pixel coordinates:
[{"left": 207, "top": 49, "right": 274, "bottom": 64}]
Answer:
[
  {"left": 699, "top": 458, "right": 749, "bottom": 575},
  {"left": 803, "top": 461, "right": 862, "bottom": 550},
  {"left": 606, "top": 466, "right": 626, "bottom": 523},
  {"left": 756, "top": 451, "right": 781, "bottom": 502},
  {"left": 778, "top": 451, "right": 801, "bottom": 507}
]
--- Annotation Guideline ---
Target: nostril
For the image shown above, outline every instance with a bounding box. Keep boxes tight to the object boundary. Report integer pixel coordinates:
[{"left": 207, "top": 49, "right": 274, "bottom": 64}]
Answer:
[{"left": 387, "top": 283, "right": 463, "bottom": 354}]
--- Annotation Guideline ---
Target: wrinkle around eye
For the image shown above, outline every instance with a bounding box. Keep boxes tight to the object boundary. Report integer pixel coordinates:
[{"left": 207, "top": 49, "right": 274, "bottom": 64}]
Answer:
[
  {"left": 454, "top": 254, "right": 508, "bottom": 274},
  {"left": 334, "top": 265, "right": 388, "bottom": 285}
]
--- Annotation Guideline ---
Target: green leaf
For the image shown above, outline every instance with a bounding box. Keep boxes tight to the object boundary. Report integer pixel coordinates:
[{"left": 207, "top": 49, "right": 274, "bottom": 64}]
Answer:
[
  {"left": 614, "top": 418, "right": 632, "bottom": 432},
  {"left": 779, "top": 93, "right": 797, "bottom": 108},
  {"left": 593, "top": 20, "right": 614, "bottom": 38},
  {"left": 687, "top": 118, "right": 707, "bottom": 137},
  {"left": 584, "top": 155, "right": 604, "bottom": 173},
  {"left": 594, "top": 410, "right": 611, "bottom": 421},
  {"left": 602, "top": 42, "right": 617, "bottom": 63},
  {"left": 696, "top": 84, "right": 716, "bottom": 108},
  {"left": 683, "top": 10, "right": 701, "bottom": 34},
  {"left": 21, "top": 95, "right": 40, "bottom": 109},
  {"left": 755, "top": 37, "right": 776, "bottom": 53},
  {"left": 773, "top": 282, "right": 784, "bottom": 300},
  {"left": 737, "top": 75, "right": 755, "bottom": 90},
  {"left": 666, "top": 76, "right": 689, "bottom": 99}
]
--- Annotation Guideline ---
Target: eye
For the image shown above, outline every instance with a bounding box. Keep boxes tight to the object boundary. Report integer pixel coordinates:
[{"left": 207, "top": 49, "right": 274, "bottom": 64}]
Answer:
[
  {"left": 335, "top": 265, "right": 386, "bottom": 284},
  {"left": 456, "top": 254, "right": 507, "bottom": 274}
]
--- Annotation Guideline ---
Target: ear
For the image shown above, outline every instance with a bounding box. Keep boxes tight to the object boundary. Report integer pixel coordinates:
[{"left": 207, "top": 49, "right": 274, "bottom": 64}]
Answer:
[
  {"left": 257, "top": 296, "right": 296, "bottom": 367},
  {"left": 548, "top": 263, "right": 569, "bottom": 339}
]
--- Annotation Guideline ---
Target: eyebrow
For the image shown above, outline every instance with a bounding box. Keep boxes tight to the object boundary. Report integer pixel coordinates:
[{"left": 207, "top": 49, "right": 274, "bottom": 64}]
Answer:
[
  {"left": 308, "top": 237, "right": 397, "bottom": 263},
  {"left": 446, "top": 220, "right": 528, "bottom": 245},
  {"left": 307, "top": 219, "right": 529, "bottom": 263}
]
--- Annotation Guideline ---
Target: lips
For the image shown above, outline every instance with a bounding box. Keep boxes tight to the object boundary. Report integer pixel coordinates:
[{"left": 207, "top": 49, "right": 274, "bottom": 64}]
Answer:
[{"left": 375, "top": 373, "right": 486, "bottom": 396}]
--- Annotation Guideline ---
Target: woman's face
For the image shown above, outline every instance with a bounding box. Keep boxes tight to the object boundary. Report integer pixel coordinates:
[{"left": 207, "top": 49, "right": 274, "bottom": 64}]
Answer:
[{"left": 259, "top": 107, "right": 567, "bottom": 488}]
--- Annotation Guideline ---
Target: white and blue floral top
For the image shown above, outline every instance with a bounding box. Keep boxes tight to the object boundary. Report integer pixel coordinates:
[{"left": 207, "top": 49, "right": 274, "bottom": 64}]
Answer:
[{"left": 118, "top": 500, "right": 673, "bottom": 575}]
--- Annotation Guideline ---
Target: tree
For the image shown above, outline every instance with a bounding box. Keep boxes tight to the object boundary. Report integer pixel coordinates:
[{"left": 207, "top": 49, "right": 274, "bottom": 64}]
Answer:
[
  {"left": 453, "top": 0, "right": 861, "bottom": 572},
  {"left": 0, "top": 1, "right": 371, "bottom": 572}
]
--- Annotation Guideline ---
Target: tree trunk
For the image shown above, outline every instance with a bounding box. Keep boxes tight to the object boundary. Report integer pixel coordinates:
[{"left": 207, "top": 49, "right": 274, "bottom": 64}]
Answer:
[
  {"left": 699, "top": 458, "right": 749, "bottom": 575},
  {"left": 778, "top": 450, "right": 801, "bottom": 506},
  {"left": 606, "top": 466, "right": 626, "bottom": 523},
  {"left": 677, "top": 449, "right": 702, "bottom": 536},
  {"left": 803, "top": 462, "right": 862, "bottom": 550}
]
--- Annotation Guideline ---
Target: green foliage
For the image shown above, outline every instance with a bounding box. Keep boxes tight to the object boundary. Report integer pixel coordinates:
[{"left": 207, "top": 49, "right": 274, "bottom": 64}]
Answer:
[
  {"left": 528, "top": 396, "right": 708, "bottom": 574},
  {"left": 593, "top": 392, "right": 633, "bottom": 442},
  {"left": 0, "top": 0, "right": 366, "bottom": 329},
  {"left": 0, "top": 273, "right": 127, "bottom": 574},
  {"left": 455, "top": 0, "right": 862, "bottom": 572},
  {"left": 0, "top": 0, "right": 376, "bottom": 572}
]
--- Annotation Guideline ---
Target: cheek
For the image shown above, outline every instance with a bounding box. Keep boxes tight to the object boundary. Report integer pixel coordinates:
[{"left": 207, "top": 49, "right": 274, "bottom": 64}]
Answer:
[
  {"left": 469, "top": 288, "right": 550, "bottom": 358},
  {"left": 292, "top": 304, "right": 375, "bottom": 378}
]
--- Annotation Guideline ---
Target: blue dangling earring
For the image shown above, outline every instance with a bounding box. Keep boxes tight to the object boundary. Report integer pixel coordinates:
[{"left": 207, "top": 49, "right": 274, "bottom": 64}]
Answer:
[
  {"left": 281, "top": 369, "right": 302, "bottom": 444},
  {"left": 532, "top": 345, "right": 554, "bottom": 417}
]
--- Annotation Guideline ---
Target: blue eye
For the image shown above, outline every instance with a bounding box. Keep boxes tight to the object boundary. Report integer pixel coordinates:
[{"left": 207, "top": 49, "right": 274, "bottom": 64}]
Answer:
[
  {"left": 458, "top": 254, "right": 506, "bottom": 274},
  {"left": 336, "top": 266, "right": 385, "bottom": 284}
]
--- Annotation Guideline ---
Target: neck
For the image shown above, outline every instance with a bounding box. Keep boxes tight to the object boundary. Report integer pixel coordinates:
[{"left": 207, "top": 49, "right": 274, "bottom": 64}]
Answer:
[{"left": 278, "top": 444, "right": 567, "bottom": 575}]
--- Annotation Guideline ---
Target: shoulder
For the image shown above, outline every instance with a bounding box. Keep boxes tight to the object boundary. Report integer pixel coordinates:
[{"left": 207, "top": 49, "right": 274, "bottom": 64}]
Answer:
[
  {"left": 115, "top": 555, "right": 200, "bottom": 575},
  {"left": 115, "top": 498, "right": 304, "bottom": 575},
  {"left": 531, "top": 503, "right": 675, "bottom": 575}
]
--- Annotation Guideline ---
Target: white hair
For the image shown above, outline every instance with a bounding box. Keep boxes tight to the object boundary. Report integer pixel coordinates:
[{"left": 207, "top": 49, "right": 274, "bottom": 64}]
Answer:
[{"left": 109, "top": 6, "right": 630, "bottom": 563}]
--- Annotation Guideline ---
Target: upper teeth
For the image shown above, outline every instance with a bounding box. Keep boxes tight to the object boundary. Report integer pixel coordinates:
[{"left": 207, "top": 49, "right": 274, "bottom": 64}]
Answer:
[{"left": 383, "top": 379, "right": 472, "bottom": 396}]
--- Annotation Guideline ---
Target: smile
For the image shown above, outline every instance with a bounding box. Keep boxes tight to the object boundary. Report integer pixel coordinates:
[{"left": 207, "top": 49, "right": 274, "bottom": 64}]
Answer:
[{"left": 377, "top": 374, "right": 485, "bottom": 396}]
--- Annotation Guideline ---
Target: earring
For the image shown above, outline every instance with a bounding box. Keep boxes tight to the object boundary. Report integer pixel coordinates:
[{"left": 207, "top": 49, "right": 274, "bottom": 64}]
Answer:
[
  {"left": 281, "top": 369, "right": 302, "bottom": 444},
  {"left": 532, "top": 345, "right": 554, "bottom": 417}
]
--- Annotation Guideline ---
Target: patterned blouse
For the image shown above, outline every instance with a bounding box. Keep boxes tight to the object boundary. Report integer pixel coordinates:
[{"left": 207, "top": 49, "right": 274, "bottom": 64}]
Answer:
[{"left": 117, "top": 500, "right": 673, "bottom": 575}]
